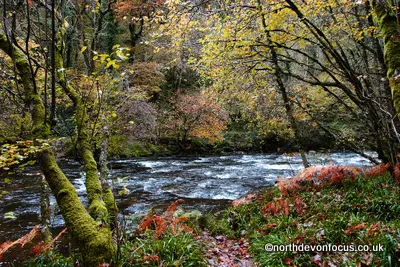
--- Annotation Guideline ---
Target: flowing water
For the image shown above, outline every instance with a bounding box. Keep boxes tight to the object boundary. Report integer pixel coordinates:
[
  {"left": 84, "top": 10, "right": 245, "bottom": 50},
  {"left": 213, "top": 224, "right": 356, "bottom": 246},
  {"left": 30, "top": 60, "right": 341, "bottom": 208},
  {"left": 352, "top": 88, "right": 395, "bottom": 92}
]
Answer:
[{"left": 0, "top": 151, "right": 375, "bottom": 259}]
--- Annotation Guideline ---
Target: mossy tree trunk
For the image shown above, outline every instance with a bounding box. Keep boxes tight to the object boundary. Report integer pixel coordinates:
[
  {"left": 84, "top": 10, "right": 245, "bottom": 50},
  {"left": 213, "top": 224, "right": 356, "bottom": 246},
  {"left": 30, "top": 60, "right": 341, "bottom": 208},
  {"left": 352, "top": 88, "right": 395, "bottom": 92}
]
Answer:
[
  {"left": 0, "top": 34, "right": 49, "bottom": 138},
  {"left": 371, "top": 1, "right": 400, "bottom": 118},
  {"left": 0, "top": 33, "right": 115, "bottom": 266},
  {"left": 40, "top": 148, "right": 115, "bottom": 266},
  {"left": 55, "top": 29, "right": 118, "bottom": 226}
]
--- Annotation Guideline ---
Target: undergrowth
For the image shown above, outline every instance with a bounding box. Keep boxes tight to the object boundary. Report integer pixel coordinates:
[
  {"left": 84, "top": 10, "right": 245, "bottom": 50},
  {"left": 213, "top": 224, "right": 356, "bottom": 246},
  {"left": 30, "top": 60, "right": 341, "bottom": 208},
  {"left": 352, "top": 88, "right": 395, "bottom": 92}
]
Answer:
[{"left": 208, "top": 165, "right": 400, "bottom": 266}]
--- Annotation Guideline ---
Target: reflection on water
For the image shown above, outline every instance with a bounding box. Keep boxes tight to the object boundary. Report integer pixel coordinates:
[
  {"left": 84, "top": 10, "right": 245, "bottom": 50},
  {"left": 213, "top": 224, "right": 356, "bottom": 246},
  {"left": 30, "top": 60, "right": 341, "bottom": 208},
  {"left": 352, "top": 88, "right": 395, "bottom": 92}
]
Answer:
[{"left": 0, "top": 151, "right": 375, "bottom": 244}]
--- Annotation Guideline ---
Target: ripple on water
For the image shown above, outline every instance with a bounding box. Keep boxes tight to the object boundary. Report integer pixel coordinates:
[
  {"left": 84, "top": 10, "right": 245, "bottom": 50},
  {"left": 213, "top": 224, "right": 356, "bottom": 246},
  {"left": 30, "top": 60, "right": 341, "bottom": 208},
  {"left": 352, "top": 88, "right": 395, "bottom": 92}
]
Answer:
[{"left": 0, "top": 151, "right": 377, "bottom": 256}]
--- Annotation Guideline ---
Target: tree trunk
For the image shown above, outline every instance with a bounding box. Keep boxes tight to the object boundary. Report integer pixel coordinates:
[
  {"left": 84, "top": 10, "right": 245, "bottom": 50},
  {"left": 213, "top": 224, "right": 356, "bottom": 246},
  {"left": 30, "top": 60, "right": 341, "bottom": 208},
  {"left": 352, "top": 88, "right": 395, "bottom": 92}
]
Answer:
[
  {"left": 371, "top": 1, "right": 400, "bottom": 117},
  {"left": 0, "top": 34, "right": 49, "bottom": 138},
  {"left": 258, "top": 6, "right": 310, "bottom": 168},
  {"left": 40, "top": 175, "right": 52, "bottom": 242},
  {"left": 55, "top": 26, "right": 117, "bottom": 225},
  {"left": 99, "top": 126, "right": 118, "bottom": 230},
  {"left": 40, "top": 148, "right": 115, "bottom": 266},
  {"left": 0, "top": 33, "right": 115, "bottom": 266}
]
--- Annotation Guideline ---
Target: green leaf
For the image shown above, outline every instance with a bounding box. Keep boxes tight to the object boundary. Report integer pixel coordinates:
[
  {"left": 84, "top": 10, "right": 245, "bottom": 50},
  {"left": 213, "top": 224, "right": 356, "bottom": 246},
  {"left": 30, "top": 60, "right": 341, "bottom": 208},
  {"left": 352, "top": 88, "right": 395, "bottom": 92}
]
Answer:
[
  {"left": 4, "top": 178, "right": 11, "bottom": 184},
  {"left": 118, "top": 187, "right": 130, "bottom": 196},
  {"left": 81, "top": 46, "right": 88, "bottom": 52},
  {"left": 4, "top": 211, "right": 16, "bottom": 220}
]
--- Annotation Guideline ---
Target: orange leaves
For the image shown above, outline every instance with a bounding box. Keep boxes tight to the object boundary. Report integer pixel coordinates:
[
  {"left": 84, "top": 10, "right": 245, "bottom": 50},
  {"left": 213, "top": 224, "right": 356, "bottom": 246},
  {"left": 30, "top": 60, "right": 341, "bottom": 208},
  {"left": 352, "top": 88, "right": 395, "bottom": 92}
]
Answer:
[
  {"left": 277, "top": 177, "right": 303, "bottom": 197},
  {"left": 165, "top": 92, "right": 228, "bottom": 143},
  {"left": 393, "top": 162, "right": 400, "bottom": 184},
  {"left": 265, "top": 223, "right": 278, "bottom": 229},
  {"left": 260, "top": 196, "right": 305, "bottom": 219},
  {"left": 260, "top": 198, "right": 289, "bottom": 218},
  {"left": 138, "top": 215, "right": 169, "bottom": 238},
  {"left": 283, "top": 257, "right": 294, "bottom": 265},
  {"left": 344, "top": 223, "right": 365, "bottom": 236},
  {"left": 364, "top": 163, "right": 390, "bottom": 178},
  {"left": 317, "top": 166, "right": 360, "bottom": 185},
  {"left": 365, "top": 162, "right": 400, "bottom": 183},
  {"left": 0, "top": 226, "right": 69, "bottom": 261},
  {"left": 138, "top": 255, "right": 160, "bottom": 264},
  {"left": 294, "top": 196, "right": 304, "bottom": 215},
  {"left": 166, "top": 199, "right": 184, "bottom": 215},
  {"left": 367, "top": 222, "right": 380, "bottom": 236},
  {"left": 232, "top": 193, "right": 257, "bottom": 207},
  {"left": 154, "top": 216, "right": 168, "bottom": 238},
  {"left": 0, "top": 225, "right": 40, "bottom": 260},
  {"left": 113, "top": 0, "right": 165, "bottom": 24},
  {"left": 277, "top": 166, "right": 362, "bottom": 196},
  {"left": 138, "top": 199, "right": 192, "bottom": 238},
  {"left": 31, "top": 228, "right": 68, "bottom": 256}
]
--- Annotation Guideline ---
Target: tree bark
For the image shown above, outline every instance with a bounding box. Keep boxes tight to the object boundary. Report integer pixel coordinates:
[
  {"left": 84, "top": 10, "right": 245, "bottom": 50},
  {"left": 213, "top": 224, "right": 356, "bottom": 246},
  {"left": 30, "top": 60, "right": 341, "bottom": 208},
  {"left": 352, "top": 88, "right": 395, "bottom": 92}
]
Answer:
[
  {"left": 55, "top": 27, "right": 117, "bottom": 225},
  {"left": 258, "top": 5, "right": 310, "bottom": 168},
  {"left": 0, "top": 32, "right": 115, "bottom": 266},
  {"left": 40, "top": 148, "right": 115, "bottom": 266},
  {"left": 371, "top": 0, "right": 400, "bottom": 117},
  {"left": 0, "top": 34, "right": 49, "bottom": 138}
]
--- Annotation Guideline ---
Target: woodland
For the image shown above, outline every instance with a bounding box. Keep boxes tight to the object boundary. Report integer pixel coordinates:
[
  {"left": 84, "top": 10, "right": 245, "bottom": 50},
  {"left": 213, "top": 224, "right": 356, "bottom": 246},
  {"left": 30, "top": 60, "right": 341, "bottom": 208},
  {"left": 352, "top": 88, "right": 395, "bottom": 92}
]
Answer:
[{"left": 1, "top": 0, "right": 400, "bottom": 266}]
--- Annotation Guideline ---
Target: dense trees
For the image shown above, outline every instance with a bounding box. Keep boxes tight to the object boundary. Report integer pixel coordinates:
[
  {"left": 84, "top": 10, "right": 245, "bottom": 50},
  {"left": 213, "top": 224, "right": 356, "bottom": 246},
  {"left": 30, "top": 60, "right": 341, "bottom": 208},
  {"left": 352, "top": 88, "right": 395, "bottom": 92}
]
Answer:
[{"left": 161, "top": 0, "right": 400, "bottom": 163}]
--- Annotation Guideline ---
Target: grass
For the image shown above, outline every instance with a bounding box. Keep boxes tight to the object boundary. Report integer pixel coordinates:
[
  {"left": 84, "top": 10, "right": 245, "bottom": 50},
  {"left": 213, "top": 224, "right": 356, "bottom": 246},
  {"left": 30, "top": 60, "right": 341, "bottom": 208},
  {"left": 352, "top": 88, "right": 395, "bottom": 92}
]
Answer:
[{"left": 117, "top": 231, "right": 206, "bottom": 267}]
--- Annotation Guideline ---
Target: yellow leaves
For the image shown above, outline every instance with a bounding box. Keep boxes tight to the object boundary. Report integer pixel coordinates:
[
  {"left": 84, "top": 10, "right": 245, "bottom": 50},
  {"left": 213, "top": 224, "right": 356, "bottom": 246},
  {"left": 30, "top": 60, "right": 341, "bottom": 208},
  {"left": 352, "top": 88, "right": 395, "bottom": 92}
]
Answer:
[{"left": 106, "top": 60, "right": 119, "bottom": 70}]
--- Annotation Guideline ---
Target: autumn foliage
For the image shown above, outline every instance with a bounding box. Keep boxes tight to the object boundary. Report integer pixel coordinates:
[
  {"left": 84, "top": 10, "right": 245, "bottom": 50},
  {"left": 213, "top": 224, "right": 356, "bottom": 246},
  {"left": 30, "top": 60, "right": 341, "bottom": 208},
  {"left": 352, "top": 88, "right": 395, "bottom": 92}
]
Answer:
[
  {"left": 0, "top": 226, "right": 69, "bottom": 261},
  {"left": 165, "top": 92, "right": 228, "bottom": 143},
  {"left": 31, "top": 228, "right": 68, "bottom": 256},
  {"left": 344, "top": 223, "right": 366, "bottom": 236},
  {"left": 260, "top": 198, "right": 289, "bottom": 218},
  {"left": 0, "top": 225, "right": 40, "bottom": 261},
  {"left": 364, "top": 163, "right": 391, "bottom": 178},
  {"left": 393, "top": 162, "right": 400, "bottom": 184},
  {"left": 277, "top": 166, "right": 362, "bottom": 196},
  {"left": 113, "top": 0, "right": 164, "bottom": 24},
  {"left": 138, "top": 199, "right": 192, "bottom": 238}
]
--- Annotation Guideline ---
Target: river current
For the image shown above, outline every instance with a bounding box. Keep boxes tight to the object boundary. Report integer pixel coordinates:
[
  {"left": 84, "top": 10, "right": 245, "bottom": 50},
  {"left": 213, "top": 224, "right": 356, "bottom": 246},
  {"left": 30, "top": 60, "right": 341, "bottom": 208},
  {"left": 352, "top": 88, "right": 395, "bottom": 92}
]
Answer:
[{"left": 0, "top": 151, "right": 375, "bottom": 245}]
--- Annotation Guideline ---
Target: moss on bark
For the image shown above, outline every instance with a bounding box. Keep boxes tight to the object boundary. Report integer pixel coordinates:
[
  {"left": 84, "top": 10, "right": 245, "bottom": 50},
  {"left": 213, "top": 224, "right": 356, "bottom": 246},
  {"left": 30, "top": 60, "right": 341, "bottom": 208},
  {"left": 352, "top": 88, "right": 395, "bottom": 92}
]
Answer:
[
  {"left": 0, "top": 33, "right": 114, "bottom": 266},
  {"left": 372, "top": 1, "right": 400, "bottom": 116},
  {"left": 0, "top": 34, "right": 49, "bottom": 137},
  {"left": 40, "top": 148, "right": 115, "bottom": 266},
  {"left": 55, "top": 27, "right": 117, "bottom": 225}
]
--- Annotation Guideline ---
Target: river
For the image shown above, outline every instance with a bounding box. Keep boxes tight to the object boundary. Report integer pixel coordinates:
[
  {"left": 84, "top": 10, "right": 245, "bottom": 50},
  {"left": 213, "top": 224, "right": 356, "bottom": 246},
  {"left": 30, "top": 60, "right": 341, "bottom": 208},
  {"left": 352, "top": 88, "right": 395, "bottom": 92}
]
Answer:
[{"left": 0, "top": 151, "right": 375, "bottom": 249}]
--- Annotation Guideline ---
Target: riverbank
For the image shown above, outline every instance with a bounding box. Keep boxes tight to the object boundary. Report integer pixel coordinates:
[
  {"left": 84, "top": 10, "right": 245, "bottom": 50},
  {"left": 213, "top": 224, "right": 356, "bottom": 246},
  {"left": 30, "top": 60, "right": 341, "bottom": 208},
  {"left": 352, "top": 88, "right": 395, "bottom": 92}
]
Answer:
[
  {"left": 109, "top": 165, "right": 400, "bottom": 266},
  {"left": 203, "top": 165, "right": 400, "bottom": 266},
  {"left": 65, "top": 132, "right": 339, "bottom": 159},
  {"left": 4, "top": 164, "right": 400, "bottom": 266}
]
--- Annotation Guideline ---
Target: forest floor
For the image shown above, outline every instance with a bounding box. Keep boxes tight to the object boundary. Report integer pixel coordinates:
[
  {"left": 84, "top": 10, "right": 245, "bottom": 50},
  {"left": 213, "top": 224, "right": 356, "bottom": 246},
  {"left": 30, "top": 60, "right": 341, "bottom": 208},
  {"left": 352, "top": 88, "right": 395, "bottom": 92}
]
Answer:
[{"left": 195, "top": 231, "right": 254, "bottom": 267}]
